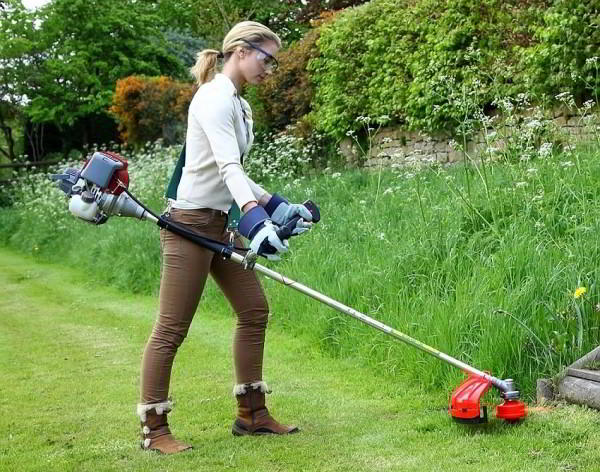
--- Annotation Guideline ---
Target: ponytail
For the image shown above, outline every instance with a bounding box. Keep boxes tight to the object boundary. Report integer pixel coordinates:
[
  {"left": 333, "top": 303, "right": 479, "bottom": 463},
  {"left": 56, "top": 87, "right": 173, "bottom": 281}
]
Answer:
[{"left": 190, "top": 49, "right": 221, "bottom": 85}]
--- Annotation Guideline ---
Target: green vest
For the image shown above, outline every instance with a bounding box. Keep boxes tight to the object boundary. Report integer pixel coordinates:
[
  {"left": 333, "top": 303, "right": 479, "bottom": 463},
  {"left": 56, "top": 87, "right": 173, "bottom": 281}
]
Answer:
[{"left": 165, "top": 143, "right": 241, "bottom": 230}]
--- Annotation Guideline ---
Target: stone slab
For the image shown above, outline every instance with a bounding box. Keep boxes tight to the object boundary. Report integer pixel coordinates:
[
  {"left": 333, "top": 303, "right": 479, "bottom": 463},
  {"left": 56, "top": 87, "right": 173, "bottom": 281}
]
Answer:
[
  {"left": 567, "top": 368, "right": 600, "bottom": 383},
  {"left": 558, "top": 375, "right": 600, "bottom": 410},
  {"left": 568, "top": 346, "right": 600, "bottom": 370},
  {"left": 536, "top": 378, "right": 555, "bottom": 403}
]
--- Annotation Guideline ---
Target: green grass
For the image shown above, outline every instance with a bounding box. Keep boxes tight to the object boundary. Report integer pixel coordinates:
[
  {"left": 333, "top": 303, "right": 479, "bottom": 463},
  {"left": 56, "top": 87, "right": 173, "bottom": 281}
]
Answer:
[
  {"left": 1, "top": 142, "right": 600, "bottom": 399},
  {"left": 1, "top": 248, "right": 600, "bottom": 471}
]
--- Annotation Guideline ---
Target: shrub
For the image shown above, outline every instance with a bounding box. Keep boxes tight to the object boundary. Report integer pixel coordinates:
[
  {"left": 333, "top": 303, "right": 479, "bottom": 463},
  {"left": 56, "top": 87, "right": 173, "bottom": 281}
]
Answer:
[
  {"left": 268, "top": 0, "right": 370, "bottom": 42},
  {"left": 250, "top": 13, "right": 337, "bottom": 133},
  {"left": 518, "top": 0, "right": 600, "bottom": 104},
  {"left": 309, "top": 0, "right": 598, "bottom": 140},
  {"left": 110, "top": 76, "right": 195, "bottom": 147}
]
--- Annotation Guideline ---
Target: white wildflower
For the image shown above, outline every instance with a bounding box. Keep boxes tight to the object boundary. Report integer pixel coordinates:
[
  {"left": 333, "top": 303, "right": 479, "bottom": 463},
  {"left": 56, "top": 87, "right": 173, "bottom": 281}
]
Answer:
[
  {"left": 555, "top": 91, "right": 575, "bottom": 107},
  {"left": 538, "top": 142, "right": 553, "bottom": 158}
]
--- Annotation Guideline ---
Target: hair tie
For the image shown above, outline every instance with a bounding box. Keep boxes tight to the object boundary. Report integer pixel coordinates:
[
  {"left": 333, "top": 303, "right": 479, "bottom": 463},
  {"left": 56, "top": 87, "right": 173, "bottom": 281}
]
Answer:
[{"left": 217, "top": 52, "right": 224, "bottom": 59}]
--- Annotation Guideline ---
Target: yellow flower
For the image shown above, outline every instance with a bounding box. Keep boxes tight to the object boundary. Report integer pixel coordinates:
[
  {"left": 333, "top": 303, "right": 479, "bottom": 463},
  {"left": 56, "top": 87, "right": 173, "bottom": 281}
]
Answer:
[{"left": 574, "top": 287, "right": 587, "bottom": 299}]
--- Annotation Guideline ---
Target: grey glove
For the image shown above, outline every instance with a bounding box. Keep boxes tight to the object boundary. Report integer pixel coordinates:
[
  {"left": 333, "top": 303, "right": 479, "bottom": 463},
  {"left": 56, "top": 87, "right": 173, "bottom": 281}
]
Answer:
[
  {"left": 249, "top": 220, "right": 289, "bottom": 261},
  {"left": 239, "top": 206, "right": 290, "bottom": 261},
  {"left": 265, "top": 194, "right": 313, "bottom": 236}
]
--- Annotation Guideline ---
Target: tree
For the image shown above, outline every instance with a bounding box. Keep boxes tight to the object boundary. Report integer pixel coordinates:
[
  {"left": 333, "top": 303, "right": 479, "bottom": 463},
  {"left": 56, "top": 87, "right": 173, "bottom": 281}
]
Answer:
[
  {"left": 151, "top": 0, "right": 370, "bottom": 45},
  {"left": 0, "top": 0, "right": 188, "bottom": 158},
  {"left": 27, "top": 0, "right": 185, "bottom": 139},
  {"left": 164, "top": 29, "right": 208, "bottom": 69},
  {"left": 0, "top": 1, "right": 38, "bottom": 161}
]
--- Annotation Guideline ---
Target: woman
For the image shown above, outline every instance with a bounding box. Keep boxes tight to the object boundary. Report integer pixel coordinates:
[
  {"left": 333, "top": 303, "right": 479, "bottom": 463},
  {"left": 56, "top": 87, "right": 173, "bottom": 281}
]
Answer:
[{"left": 136, "top": 21, "right": 314, "bottom": 454}]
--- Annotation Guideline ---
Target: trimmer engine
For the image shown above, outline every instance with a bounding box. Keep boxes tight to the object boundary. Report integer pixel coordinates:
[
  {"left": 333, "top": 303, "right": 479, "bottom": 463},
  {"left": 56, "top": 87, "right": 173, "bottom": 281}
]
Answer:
[{"left": 51, "top": 151, "right": 148, "bottom": 224}]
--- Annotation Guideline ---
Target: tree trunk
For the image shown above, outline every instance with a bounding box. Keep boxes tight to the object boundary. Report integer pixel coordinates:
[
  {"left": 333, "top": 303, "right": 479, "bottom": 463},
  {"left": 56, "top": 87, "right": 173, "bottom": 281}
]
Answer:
[
  {"left": 26, "top": 124, "right": 39, "bottom": 162},
  {"left": 0, "top": 113, "right": 16, "bottom": 162},
  {"left": 25, "top": 122, "right": 48, "bottom": 162}
]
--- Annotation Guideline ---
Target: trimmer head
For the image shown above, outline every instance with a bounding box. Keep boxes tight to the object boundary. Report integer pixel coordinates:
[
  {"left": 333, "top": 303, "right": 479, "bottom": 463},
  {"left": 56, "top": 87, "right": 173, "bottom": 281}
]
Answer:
[
  {"left": 449, "top": 374, "right": 492, "bottom": 423},
  {"left": 495, "top": 399, "right": 527, "bottom": 422},
  {"left": 449, "top": 374, "right": 527, "bottom": 423}
]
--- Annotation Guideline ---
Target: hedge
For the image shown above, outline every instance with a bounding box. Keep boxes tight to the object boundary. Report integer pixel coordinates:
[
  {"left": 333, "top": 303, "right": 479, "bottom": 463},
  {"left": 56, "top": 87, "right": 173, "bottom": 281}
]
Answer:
[{"left": 308, "top": 0, "right": 600, "bottom": 139}]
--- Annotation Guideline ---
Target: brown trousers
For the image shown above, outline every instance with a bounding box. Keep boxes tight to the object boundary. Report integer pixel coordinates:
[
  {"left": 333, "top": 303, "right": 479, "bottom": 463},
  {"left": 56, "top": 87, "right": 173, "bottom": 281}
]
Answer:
[{"left": 140, "top": 208, "right": 269, "bottom": 404}]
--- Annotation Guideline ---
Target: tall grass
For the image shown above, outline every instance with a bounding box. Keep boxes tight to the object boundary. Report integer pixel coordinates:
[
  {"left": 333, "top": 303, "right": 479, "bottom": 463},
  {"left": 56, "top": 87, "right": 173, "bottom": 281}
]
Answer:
[{"left": 1, "top": 138, "right": 600, "bottom": 399}]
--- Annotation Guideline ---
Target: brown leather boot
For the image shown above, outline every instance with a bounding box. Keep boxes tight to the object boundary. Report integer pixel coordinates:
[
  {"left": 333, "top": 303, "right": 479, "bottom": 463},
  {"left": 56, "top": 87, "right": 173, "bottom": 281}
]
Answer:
[
  {"left": 137, "top": 401, "right": 192, "bottom": 454},
  {"left": 232, "top": 382, "right": 299, "bottom": 436}
]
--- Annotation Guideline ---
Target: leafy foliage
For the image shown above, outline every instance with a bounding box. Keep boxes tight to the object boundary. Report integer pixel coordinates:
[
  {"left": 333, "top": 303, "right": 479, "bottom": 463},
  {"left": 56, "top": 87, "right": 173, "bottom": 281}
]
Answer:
[
  {"left": 164, "top": 29, "right": 209, "bottom": 69},
  {"left": 0, "top": 1, "right": 37, "bottom": 161},
  {"left": 152, "top": 0, "right": 369, "bottom": 44},
  {"left": 253, "top": 13, "right": 337, "bottom": 132},
  {"left": 110, "top": 76, "right": 195, "bottom": 147},
  {"left": 309, "top": 0, "right": 599, "bottom": 139},
  {"left": 27, "top": 0, "right": 185, "bottom": 130},
  {"left": 518, "top": 0, "right": 600, "bottom": 104}
]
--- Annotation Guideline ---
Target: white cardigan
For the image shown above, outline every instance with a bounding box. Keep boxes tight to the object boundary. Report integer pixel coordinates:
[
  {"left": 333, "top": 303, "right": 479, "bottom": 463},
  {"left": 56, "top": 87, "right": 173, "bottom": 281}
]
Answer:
[{"left": 174, "top": 74, "right": 266, "bottom": 212}]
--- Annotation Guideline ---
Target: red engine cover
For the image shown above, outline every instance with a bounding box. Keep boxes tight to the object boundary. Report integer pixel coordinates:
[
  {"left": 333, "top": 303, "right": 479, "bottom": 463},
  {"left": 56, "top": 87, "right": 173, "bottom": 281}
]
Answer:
[{"left": 83, "top": 151, "right": 129, "bottom": 195}]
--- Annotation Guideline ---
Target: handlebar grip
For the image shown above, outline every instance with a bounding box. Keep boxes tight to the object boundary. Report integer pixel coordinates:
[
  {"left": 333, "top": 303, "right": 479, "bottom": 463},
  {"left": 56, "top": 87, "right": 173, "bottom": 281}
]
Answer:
[
  {"left": 255, "top": 219, "right": 297, "bottom": 256},
  {"left": 303, "top": 200, "right": 321, "bottom": 223},
  {"left": 258, "top": 238, "right": 278, "bottom": 255},
  {"left": 275, "top": 217, "right": 298, "bottom": 241},
  {"left": 275, "top": 199, "right": 321, "bottom": 241}
]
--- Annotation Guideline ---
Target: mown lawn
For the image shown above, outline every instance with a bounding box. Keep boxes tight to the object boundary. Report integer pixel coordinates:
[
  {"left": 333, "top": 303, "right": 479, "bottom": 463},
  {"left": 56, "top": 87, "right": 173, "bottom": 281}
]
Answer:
[{"left": 1, "top": 248, "right": 599, "bottom": 472}]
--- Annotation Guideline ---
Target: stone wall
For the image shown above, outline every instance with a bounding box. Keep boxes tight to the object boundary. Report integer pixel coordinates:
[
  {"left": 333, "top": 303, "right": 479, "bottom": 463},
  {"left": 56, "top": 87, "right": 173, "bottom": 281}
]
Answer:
[{"left": 339, "top": 109, "right": 599, "bottom": 168}]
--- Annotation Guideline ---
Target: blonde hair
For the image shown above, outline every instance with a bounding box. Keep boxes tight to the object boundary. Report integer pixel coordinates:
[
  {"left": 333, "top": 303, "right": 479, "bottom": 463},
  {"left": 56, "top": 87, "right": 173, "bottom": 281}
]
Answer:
[{"left": 190, "top": 21, "right": 282, "bottom": 85}]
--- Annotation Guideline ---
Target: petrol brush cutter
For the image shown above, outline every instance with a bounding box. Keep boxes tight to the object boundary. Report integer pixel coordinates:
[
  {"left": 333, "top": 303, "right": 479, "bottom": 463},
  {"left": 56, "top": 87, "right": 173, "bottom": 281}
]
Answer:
[{"left": 51, "top": 151, "right": 527, "bottom": 424}]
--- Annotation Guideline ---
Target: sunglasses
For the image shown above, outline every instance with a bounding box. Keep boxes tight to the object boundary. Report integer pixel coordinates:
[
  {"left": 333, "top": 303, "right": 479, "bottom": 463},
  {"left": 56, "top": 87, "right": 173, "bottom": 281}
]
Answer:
[{"left": 240, "top": 39, "right": 279, "bottom": 73}]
